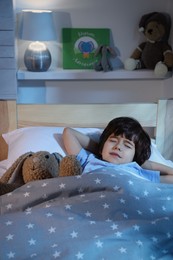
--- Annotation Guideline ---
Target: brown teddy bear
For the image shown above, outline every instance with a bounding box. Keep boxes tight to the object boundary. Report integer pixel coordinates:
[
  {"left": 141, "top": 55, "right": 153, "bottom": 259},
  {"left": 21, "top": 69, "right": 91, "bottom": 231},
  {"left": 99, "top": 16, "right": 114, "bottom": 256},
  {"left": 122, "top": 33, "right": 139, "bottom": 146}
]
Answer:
[
  {"left": 0, "top": 151, "right": 82, "bottom": 196},
  {"left": 124, "top": 12, "right": 173, "bottom": 76}
]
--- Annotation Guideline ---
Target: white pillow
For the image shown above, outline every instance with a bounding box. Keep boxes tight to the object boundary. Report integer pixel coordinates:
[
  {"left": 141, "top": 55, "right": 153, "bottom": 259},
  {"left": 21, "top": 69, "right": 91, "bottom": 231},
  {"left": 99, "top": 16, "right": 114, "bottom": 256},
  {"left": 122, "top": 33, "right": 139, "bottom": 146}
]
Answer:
[
  {"left": 2, "top": 126, "right": 101, "bottom": 169},
  {"left": 150, "top": 141, "right": 173, "bottom": 167},
  {"left": 0, "top": 159, "right": 9, "bottom": 177},
  {"left": 2, "top": 126, "right": 173, "bottom": 171}
]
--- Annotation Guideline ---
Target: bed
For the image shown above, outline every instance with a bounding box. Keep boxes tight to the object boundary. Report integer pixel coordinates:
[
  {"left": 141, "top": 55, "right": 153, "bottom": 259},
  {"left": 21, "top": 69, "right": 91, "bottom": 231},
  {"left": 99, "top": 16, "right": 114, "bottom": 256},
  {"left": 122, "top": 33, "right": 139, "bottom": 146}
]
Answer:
[{"left": 1, "top": 99, "right": 173, "bottom": 259}]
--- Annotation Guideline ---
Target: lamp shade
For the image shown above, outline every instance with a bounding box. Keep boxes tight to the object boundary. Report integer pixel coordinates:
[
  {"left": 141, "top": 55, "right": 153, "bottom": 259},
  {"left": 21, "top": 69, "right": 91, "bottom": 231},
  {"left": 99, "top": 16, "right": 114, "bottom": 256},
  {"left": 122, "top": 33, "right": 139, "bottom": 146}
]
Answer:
[
  {"left": 19, "top": 10, "right": 56, "bottom": 72},
  {"left": 20, "top": 10, "right": 56, "bottom": 41}
]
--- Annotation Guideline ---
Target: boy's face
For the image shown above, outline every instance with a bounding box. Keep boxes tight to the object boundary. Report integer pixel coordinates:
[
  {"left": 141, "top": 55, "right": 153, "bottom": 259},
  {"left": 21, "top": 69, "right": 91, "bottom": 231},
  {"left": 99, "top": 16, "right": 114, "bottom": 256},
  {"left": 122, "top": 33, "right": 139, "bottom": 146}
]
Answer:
[{"left": 101, "top": 134, "right": 135, "bottom": 164}]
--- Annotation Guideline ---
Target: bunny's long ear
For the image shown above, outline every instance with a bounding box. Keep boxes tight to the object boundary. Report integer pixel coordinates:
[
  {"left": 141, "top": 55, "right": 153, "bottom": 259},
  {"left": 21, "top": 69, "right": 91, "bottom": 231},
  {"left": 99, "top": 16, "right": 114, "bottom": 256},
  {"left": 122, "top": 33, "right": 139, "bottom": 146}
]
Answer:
[
  {"left": 94, "top": 45, "right": 103, "bottom": 56},
  {"left": 107, "top": 47, "right": 116, "bottom": 57},
  {"left": 0, "top": 152, "right": 33, "bottom": 185}
]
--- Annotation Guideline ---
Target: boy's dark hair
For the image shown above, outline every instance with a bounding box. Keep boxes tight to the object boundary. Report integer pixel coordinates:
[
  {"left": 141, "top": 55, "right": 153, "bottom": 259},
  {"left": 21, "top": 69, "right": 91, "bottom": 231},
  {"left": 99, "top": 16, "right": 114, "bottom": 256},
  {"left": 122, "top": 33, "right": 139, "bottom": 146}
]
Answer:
[{"left": 98, "top": 117, "right": 151, "bottom": 165}]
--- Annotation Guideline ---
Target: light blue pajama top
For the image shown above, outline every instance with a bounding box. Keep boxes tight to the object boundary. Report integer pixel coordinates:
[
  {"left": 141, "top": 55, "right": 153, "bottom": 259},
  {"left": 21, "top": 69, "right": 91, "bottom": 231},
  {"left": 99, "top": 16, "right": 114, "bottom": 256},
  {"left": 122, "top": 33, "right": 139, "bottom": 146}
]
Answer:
[{"left": 77, "top": 148, "right": 160, "bottom": 183}]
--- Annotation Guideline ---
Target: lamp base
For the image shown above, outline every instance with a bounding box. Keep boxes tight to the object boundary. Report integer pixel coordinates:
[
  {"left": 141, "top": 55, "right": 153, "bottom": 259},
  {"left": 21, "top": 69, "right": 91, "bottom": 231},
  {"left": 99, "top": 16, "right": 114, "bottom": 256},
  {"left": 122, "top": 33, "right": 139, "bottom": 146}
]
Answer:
[{"left": 24, "top": 42, "right": 52, "bottom": 72}]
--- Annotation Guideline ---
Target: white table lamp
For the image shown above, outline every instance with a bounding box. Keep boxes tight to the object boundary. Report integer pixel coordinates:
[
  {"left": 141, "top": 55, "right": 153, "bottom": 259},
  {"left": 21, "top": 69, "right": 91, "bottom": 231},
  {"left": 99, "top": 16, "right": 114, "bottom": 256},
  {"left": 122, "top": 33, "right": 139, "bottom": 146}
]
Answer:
[{"left": 20, "top": 10, "right": 56, "bottom": 72}]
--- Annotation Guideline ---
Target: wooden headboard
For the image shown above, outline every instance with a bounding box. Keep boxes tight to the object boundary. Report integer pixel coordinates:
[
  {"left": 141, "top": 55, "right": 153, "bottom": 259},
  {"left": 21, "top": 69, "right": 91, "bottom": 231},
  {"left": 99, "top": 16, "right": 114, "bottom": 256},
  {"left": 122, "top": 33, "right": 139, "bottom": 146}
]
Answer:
[
  {"left": 0, "top": 99, "right": 173, "bottom": 161},
  {"left": 0, "top": 100, "right": 16, "bottom": 160}
]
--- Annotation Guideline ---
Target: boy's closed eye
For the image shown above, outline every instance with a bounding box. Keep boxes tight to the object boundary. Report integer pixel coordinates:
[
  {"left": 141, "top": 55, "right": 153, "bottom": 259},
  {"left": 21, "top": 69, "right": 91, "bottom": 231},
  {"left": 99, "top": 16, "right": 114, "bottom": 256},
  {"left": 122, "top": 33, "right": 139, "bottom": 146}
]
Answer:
[
  {"left": 124, "top": 140, "right": 135, "bottom": 149},
  {"left": 109, "top": 135, "right": 134, "bottom": 149}
]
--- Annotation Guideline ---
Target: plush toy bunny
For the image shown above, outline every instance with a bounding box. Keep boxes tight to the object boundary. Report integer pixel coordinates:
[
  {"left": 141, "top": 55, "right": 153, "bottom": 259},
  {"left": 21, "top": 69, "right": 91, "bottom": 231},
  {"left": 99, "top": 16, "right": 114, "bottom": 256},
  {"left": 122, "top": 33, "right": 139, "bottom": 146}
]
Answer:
[
  {"left": 0, "top": 151, "right": 82, "bottom": 196},
  {"left": 94, "top": 45, "right": 116, "bottom": 72}
]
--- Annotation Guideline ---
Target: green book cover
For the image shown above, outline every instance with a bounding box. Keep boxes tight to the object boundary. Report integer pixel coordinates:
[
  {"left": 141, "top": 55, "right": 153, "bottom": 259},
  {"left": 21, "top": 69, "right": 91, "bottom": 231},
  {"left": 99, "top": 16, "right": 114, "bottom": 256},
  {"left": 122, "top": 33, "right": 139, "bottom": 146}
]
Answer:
[{"left": 62, "top": 28, "right": 110, "bottom": 69}]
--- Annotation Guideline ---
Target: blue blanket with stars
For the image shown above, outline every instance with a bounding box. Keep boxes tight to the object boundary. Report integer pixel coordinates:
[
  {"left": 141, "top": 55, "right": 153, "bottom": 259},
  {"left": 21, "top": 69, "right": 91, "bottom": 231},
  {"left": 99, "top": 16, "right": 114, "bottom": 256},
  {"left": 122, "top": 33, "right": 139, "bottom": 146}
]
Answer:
[{"left": 1, "top": 168, "right": 173, "bottom": 260}]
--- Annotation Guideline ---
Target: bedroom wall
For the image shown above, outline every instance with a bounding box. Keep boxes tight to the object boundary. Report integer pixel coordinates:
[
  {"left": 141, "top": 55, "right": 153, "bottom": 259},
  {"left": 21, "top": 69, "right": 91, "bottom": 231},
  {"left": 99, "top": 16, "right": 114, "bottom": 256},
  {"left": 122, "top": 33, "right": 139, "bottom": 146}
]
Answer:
[
  {"left": 14, "top": 0, "right": 173, "bottom": 104},
  {"left": 0, "top": 0, "right": 17, "bottom": 99}
]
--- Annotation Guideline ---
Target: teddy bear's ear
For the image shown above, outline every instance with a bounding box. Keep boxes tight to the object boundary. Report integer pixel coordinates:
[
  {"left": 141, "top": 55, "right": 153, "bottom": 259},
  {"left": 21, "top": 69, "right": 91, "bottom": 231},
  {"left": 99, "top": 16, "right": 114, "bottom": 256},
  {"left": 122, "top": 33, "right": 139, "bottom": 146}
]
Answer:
[
  {"left": 0, "top": 152, "right": 33, "bottom": 185},
  {"left": 139, "top": 12, "right": 158, "bottom": 32},
  {"left": 139, "top": 12, "right": 171, "bottom": 41}
]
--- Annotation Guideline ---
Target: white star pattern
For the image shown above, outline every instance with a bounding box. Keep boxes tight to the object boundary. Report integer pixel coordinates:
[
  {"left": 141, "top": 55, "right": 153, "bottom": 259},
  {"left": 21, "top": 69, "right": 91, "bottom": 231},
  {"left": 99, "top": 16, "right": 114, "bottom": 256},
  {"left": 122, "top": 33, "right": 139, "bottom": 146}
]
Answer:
[
  {"left": 7, "top": 251, "right": 15, "bottom": 258},
  {"left": 120, "top": 198, "right": 125, "bottom": 204},
  {"left": 90, "top": 221, "right": 96, "bottom": 224},
  {"left": 113, "top": 185, "right": 120, "bottom": 191},
  {"left": 68, "top": 217, "right": 74, "bottom": 220},
  {"left": 46, "top": 212, "right": 53, "bottom": 217},
  {"left": 111, "top": 223, "right": 118, "bottom": 230},
  {"left": 26, "top": 223, "right": 34, "bottom": 229},
  {"left": 42, "top": 182, "right": 48, "bottom": 187},
  {"left": 122, "top": 213, "right": 128, "bottom": 219},
  {"left": 25, "top": 207, "right": 32, "bottom": 215},
  {"left": 42, "top": 194, "right": 48, "bottom": 199},
  {"left": 100, "top": 194, "right": 106, "bottom": 198},
  {"left": 162, "top": 205, "right": 166, "bottom": 211},
  {"left": 6, "top": 204, "right": 12, "bottom": 210},
  {"left": 6, "top": 234, "right": 14, "bottom": 240},
  {"left": 51, "top": 244, "right": 58, "bottom": 248},
  {"left": 45, "top": 203, "right": 51, "bottom": 208},
  {"left": 78, "top": 187, "right": 84, "bottom": 193},
  {"left": 85, "top": 211, "right": 92, "bottom": 217},
  {"left": 151, "top": 236, "right": 158, "bottom": 243},
  {"left": 76, "top": 251, "right": 84, "bottom": 259},
  {"left": 106, "top": 218, "right": 112, "bottom": 222},
  {"left": 95, "top": 178, "right": 101, "bottom": 184},
  {"left": 59, "top": 183, "right": 66, "bottom": 189},
  {"left": 96, "top": 240, "right": 103, "bottom": 248},
  {"left": 133, "top": 224, "right": 140, "bottom": 231},
  {"left": 48, "top": 227, "right": 56, "bottom": 233},
  {"left": 103, "top": 203, "right": 109, "bottom": 209},
  {"left": 137, "top": 210, "right": 143, "bottom": 215},
  {"left": 1, "top": 170, "right": 173, "bottom": 259},
  {"left": 70, "top": 231, "right": 78, "bottom": 238},
  {"left": 135, "top": 196, "right": 140, "bottom": 200},
  {"left": 128, "top": 180, "right": 134, "bottom": 185},
  {"left": 30, "top": 253, "right": 37, "bottom": 258},
  {"left": 119, "top": 247, "right": 127, "bottom": 253},
  {"left": 76, "top": 175, "right": 82, "bottom": 179},
  {"left": 136, "top": 240, "right": 143, "bottom": 246},
  {"left": 28, "top": 238, "right": 36, "bottom": 246},
  {"left": 65, "top": 204, "right": 72, "bottom": 210},
  {"left": 149, "top": 208, "right": 155, "bottom": 213},
  {"left": 167, "top": 232, "right": 171, "bottom": 238},
  {"left": 5, "top": 221, "right": 13, "bottom": 226},
  {"left": 53, "top": 251, "right": 61, "bottom": 258},
  {"left": 24, "top": 192, "right": 30, "bottom": 197},
  {"left": 115, "top": 231, "right": 122, "bottom": 238},
  {"left": 144, "top": 190, "right": 149, "bottom": 196}
]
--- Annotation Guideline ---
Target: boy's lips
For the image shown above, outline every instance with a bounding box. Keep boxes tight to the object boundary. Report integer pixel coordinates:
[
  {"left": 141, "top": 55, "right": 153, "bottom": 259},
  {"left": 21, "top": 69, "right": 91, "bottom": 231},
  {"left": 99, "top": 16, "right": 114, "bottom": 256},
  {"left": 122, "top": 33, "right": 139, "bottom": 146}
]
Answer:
[{"left": 110, "top": 152, "right": 121, "bottom": 158}]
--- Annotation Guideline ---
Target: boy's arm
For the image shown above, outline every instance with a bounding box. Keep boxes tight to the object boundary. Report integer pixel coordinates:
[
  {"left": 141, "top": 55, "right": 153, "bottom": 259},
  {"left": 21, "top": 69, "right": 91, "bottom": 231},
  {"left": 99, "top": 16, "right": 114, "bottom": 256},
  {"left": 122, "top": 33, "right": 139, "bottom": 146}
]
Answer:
[
  {"left": 142, "top": 160, "right": 173, "bottom": 175},
  {"left": 63, "top": 127, "right": 98, "bottom": 155}
]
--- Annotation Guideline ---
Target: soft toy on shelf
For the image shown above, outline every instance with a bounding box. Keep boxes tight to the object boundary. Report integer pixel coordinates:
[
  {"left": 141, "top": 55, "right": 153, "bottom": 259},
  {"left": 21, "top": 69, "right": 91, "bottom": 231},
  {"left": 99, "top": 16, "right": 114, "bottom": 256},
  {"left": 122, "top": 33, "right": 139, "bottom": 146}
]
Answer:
[
  {"left": 124, "top": 12, "right": 173, "bottom": 77},
  {"left": 94, "top": 45, "right": 116, "bottom": 72},
  {"left": 0, "top": 151, "right": 82, "bottom": 196}
]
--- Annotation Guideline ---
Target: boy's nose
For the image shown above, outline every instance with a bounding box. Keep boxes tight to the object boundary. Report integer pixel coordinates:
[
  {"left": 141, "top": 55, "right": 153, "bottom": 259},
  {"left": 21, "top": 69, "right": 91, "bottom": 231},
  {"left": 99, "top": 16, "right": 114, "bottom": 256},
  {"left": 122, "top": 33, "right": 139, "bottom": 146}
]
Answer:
[{"left": 113, "top": 142, "right": 121, "bottom": 151}]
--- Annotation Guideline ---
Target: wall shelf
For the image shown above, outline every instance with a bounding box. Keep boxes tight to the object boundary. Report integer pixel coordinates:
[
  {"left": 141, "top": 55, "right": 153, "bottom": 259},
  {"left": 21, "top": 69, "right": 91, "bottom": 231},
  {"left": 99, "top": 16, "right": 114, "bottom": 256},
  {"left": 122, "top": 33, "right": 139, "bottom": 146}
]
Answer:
[{"left": 17, "top": 68, "right": 172, "bottom": 81}]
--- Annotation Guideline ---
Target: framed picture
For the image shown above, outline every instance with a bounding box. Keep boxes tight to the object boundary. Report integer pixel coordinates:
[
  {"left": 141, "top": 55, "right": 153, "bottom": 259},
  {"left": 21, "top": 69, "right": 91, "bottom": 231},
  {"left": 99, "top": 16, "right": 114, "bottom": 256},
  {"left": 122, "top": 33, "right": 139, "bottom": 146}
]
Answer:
[{"left": 62, "top": 28, "right": 110, "bottom": 69}]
